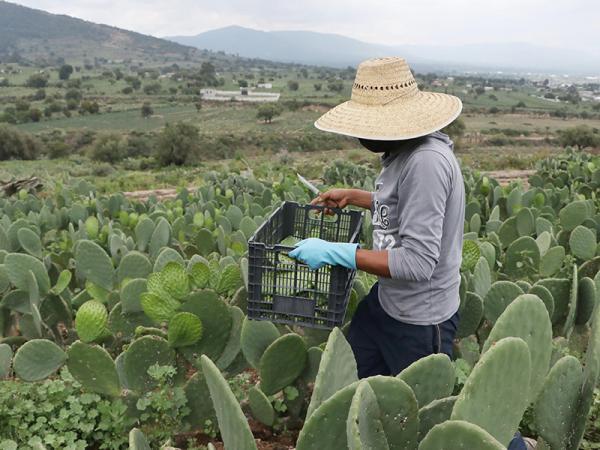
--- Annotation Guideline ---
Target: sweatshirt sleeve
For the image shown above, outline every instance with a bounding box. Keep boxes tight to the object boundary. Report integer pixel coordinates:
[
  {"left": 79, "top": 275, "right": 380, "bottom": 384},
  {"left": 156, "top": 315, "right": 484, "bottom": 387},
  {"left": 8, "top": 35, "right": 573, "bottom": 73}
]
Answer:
[{"left": 387, "top": 150, "right": 453, "bottom": 282}]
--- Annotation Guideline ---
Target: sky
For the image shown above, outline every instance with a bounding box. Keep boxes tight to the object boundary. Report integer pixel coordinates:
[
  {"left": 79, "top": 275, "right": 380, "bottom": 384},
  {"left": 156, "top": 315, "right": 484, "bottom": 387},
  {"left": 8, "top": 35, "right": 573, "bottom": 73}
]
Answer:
[{"left": 11, "top": 0, "right": 600, "bottom": 55}]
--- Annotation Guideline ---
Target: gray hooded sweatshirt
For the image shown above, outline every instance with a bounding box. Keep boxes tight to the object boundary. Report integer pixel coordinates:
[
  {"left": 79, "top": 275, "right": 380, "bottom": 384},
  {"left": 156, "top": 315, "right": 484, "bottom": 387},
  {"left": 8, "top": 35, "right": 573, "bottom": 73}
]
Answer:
[{"left": 371, "top": 131, "right": 464, "bottom": 325}]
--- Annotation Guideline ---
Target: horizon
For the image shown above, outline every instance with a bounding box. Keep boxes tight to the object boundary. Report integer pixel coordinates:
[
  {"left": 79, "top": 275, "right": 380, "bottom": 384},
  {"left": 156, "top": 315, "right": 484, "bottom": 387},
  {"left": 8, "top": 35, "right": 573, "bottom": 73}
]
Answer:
[{"left": 8, "top": 0, "right": 600, "bottom": 57}]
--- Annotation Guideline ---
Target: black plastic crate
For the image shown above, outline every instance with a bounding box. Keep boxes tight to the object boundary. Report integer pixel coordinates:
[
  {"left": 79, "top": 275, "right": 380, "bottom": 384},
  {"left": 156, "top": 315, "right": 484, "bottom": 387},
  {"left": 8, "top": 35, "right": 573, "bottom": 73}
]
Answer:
[{"left": 248, "top": 201, "right": 363, "bottom": 329}]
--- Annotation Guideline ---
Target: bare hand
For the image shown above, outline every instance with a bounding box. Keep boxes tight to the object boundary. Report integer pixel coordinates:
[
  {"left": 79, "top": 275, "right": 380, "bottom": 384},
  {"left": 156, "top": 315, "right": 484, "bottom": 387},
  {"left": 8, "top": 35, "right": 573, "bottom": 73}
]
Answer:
[{"left": 310, "top": 189, "right": 352, "bottom": 213}]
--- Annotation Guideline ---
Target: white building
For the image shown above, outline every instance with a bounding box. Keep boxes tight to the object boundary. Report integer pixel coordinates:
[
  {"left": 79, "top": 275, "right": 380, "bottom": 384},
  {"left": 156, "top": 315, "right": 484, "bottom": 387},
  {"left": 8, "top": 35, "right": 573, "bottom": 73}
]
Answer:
[{"left": 200, "top": 87, "right": 280, "bottom": 103}]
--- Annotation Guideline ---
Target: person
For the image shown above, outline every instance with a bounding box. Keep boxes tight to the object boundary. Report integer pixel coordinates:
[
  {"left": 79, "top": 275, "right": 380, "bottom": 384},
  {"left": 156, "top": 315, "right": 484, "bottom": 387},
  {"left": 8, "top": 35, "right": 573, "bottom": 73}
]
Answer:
[{"left": 289, "top": 57, "right": 532, "bottom": 450}]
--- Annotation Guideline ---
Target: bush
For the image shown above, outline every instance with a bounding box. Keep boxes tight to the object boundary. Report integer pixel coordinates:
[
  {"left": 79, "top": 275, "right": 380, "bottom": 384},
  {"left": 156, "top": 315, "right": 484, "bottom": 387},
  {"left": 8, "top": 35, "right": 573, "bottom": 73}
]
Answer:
[
  {"left": 79, "top": 100, "right": 100, "bottom": 114},
  {"left": 25, "top": 73, "right": 49, "bottom": 88},
  {"left": 0, "top": 125, "right": 44, "bottom": 160},
  {"left": 141, "top": 102, "right": 154, "bottom": 118},
  {"left": 257, "top": 103, "right": 282, "bottom": 123},
  {"left": 287, "top": 80, "right": 299, "bottom": 91},
  {"left": 558, "top": 125, "right": 600, "bottom": 150},
  {"left": 90, "top": 134, "right": 125, "bottom": 163},
  {"left": 155, "top": 122, "right": 199, "bottom": 166}
]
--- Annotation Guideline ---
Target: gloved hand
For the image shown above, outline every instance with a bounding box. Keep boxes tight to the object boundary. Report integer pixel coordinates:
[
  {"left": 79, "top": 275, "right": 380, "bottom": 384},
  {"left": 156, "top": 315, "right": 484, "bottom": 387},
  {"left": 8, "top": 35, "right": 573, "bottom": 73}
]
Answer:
[{"left": 288, "top": 238, "right": 358, "bottom": 270}]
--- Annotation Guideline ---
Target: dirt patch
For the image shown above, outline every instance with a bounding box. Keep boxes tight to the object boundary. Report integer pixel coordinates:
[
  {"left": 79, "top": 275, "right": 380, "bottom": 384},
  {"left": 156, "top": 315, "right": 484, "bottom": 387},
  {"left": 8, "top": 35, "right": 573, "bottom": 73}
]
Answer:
[{"left": 484, "top": 169, "right": 535, "bottom": 187}]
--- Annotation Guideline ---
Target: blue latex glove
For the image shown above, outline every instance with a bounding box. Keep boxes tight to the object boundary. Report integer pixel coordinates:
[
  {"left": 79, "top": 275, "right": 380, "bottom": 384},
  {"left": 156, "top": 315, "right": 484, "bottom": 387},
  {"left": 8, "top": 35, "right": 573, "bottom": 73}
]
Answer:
[{"left": 288, "top": 238, "right": 358, "bottom": 270}]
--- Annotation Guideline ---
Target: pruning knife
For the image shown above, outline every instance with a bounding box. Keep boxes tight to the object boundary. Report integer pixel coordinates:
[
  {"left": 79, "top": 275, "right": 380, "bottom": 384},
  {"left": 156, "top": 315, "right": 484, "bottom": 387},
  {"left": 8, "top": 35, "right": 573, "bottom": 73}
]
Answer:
[{"left": 297, "top": 173, "right": 321, "bottom": 196}]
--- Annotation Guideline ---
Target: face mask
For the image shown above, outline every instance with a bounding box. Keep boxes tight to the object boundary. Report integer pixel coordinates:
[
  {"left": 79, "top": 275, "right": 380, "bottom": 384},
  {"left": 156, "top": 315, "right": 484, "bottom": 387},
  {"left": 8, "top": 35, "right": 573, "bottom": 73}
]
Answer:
[{"left": 358, "top": 138, "right": 403, "bottom": 153}]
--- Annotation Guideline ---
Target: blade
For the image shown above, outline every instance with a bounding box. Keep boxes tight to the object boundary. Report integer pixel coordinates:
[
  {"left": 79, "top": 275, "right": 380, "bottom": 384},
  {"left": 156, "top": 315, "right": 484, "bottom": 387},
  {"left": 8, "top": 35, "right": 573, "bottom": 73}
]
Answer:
[{"left": 297, "top": 173, "right": 321, "bottom": 196}]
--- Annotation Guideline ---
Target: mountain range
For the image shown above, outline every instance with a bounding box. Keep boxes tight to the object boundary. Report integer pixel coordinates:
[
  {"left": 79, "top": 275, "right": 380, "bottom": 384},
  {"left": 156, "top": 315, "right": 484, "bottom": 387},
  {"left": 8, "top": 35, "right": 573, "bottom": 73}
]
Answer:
[{"left": 166, "top": 25, "right": 600, "bottom": 75}]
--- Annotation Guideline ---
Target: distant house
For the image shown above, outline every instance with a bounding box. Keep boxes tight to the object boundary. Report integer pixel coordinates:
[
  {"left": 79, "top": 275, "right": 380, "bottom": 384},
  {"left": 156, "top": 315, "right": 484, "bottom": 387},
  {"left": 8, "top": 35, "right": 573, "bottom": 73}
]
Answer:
[
  {"left": 200, "top": 87, "right": 280, "bottom": 103},
  {"left": 257, "top": 82, "right": 272, "bottom": 89}
]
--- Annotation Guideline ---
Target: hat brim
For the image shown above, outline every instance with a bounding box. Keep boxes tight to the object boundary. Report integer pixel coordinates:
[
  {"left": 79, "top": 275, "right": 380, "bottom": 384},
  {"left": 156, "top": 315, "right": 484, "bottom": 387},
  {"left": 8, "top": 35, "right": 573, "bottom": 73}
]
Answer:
[{"left": 314, "top": 91, "right": 462, "bottom": 140}]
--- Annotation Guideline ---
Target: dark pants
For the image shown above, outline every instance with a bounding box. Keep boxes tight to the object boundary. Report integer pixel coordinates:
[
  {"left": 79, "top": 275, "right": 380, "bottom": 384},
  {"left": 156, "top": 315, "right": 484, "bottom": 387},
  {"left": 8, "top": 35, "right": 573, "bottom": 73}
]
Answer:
[
  {"left": 347, "top": 282, "right": 528, "bottom": 450},
  {"left": 347, "top": 282, "right": 458, "bottom": 378}
]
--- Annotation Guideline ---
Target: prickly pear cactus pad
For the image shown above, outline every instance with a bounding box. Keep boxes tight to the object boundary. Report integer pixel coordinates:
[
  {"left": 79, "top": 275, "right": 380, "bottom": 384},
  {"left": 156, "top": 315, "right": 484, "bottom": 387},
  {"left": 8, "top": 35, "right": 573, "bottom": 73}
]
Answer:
[
  {"left": 128, "top": 428, "right": 151, "bottom": 450},
  {"left": 179, "top": 289, "right": 232, "bottom": 363},
  {"left": 184, "top": 370, "right": 216, "bottom": 429},
  {"left": 240, "top": 317, "right": 280, "bottom": 368},
  {"left": 66, "top": 341, "right": 121, "bottom": 397},
  {"left": 140, "top": 292, "right": 180, "bottom": 324},
  {"left": 456, "top": 291, "right": 484, "bottom": 338},
  {"left": 75, "top": 240, "right": 114, "bottom": 291},
  {"left": 161, "top": 262, "right": 190, "bottom": 300},
  {"left": 259, "top": 333, "right": 307, "bottom": 395},
  {"left": 482, "top": 294, "right": 552, "bottom": 400},
  {"left": 168, "top": 312, "right": 203, "bottom": 348},
  {"left": 397, "top": 353, "right": 455, "bottom": 407},
  {"left": 576, "top": 277, "right": 596, "bottom": 325},
  {"left": 533, "top": 355, "right": 584, "bottom": 450},
  {"left": 0, "top": 343, "right": 12, "bottom": 379},
  {"left": 569, "top": 225, "right": 597, "bottom": 261},
  {"left": 451, "top": 337, "right": 531, "bottom": 446},
  {"left": 122, "top": 335, "right": 175, "bottom": 392},
  {"left": 296, "top": 382, "right": 359, "bottom": 450},
  {"left": 418, "top": 420, "right": 505, "bottom": 450},
  {"left": 5, "top": 252, "right": 51, "bottom": 295},
  {"left": 347, "top": 381, "right": 390, "bottom": 450},
  {"left": 75, "top": 300, "right": 109, "bottom": 343},
  {"left": 200, "top": 355, "right": 258, "bottom": 450},
  {"left": 461, "top": 240, "right": 481, "bottom": 272},
  {"left": 483, "top": 281, "right": 524, "bottom": 323},
  {"left": 13, "top": 339, "right": 67, "bottom": 381},
  {"left": 248, "top": 385, "right": 275, "bottom": 427},
  {"left": 418, "top": 396, "right": 457, "bottom": 440},
  {"left": 216, "top": 305, "right": 244, "bottom": 370},
  {"left": 306, "top": 327, "right": 358, "bottom": 419},
  {"left": 366, "top": 376, "right": 419, "bottom": 449}
]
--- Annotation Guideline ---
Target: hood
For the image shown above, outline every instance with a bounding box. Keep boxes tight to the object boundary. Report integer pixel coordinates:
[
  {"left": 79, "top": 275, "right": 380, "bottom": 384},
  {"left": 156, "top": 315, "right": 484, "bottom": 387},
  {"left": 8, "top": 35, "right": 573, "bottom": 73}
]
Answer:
[{"left": 380, "top": 130, "right": 454, "bottom": 167}]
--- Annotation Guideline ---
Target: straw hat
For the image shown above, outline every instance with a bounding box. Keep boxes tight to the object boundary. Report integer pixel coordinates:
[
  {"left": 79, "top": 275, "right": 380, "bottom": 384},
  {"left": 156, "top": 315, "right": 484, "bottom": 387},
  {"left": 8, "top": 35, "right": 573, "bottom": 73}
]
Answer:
[{"left": 314, "top": 57, "right": 462, "bottom": 140}]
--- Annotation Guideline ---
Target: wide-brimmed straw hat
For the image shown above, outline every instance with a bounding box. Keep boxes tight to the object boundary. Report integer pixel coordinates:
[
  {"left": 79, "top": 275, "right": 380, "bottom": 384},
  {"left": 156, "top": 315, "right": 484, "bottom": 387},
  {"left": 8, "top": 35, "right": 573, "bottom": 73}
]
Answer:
[{"left": 315, "top": 57, "right": 462, "bottom": 140}]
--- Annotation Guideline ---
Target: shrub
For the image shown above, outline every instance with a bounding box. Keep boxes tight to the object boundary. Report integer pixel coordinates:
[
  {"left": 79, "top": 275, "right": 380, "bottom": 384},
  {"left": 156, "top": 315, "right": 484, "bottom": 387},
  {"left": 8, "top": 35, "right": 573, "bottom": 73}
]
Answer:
[
  {"left": 25, "top": 73, "right": 49, "bottom": 88},
  {"left": 90, "top": 134, "right": 125, "bottom": 163},
  {"left": 141, "top": 102, "right": 154, "bottom": 118},
  {"left": 558, "top": 125, "right": 600, "bottom": 150},
  {"left": 257, "top": 103, "right": 282, "bottom": 123},
  {"left": 155, "top": 122, "right": 199, "bottom": 166},
  {"left": 0, "top": 125, "right": 44, "bottom": 160},
  {"left": 287, "top": 80, "right": 299, "bottom": 91}
]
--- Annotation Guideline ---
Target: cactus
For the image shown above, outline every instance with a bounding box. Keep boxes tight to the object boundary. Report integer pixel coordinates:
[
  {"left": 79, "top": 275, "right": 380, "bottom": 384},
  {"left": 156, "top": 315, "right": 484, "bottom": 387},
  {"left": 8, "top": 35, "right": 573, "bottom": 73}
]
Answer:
[
  {"left": 536, "top": 278, "right": 570, "bottom": 324},
  {"left": 66, "top": 341, "right": 121, "bottom": 396},
  {"left": 108, "top": 302, "right": 154, "bottom": 341},
  {"left": 456, "top": 291, "right": 483, "bottom": 338},
  {"left": 575, "top": 277, "right": 596, "bottom": 325},
  {"left": 259, "top": 333, "right": 307, "bottom": 395},
  {"left": 471, "top": 257, "right": 491, "bottom": 298},
  {"left": 418, "top": 396, "right": 457, "bottom": 440},
  {"left": 451, "top": 337, "right": 531, "bottom": 446},
  {"left": 297, "top": 382, "right": 359, "bottom": 450},
  {"left": 306, "top": 327, "right": 358, "bottom": 419},
  {"left": 301, "top": 346, "right": 323, "bottom": 384},
  {"left": 161, "top": 262, "right": 190, "bottom": 300},
  {"left": 482, "top": 294, "right": 552, "bottom": 400},
  {"left": 504, "top": 236, "right": 540, "bottom": 278},
  {"left": 5, "top": 253, "right": 50, "bottom": 295},
  {"left": 128, "top": 428, "right": 151, "bottom": 450},
  {"left": 539, "top": 246, "right": 565, "bottom": 277},
  {"left": 366, "top": 376, "right": 419, "bottom": 449},
  {"left": 17, "top": 227, "right": 42, "bottom": 259},
  {"left": 153, "top": 247, "right": 184, "bottom": 272},
  {"left": 248, "top": 385, "right": 275, "bottom": 426},
  {"left": 75, "top": 240, "right": 114, "bottom": 291},
  {"left": 216, "top": 306, "right": 244, "bottom": 370},
  {"left": 215, "top": 263, "right": 243, "bottom": 296},
  {"left": 122, "top": 335, "right": 175, "bottom": 392},
  {"left": 116, "top": 251, "right": 152, "bottom": 284},
  {"left": 483, "top": 281, "right": 523, "bottom": 323},
  {"left": 13, "top": 339, "right": 67, "bottom": 381},
  {"left": 75, "top": 300, "right": 109, "bottom": 343},
  {"left": 240, "top": 317, "right": 280, "bottom": 368},
  {"left": 240, "top": 217, "right": 258, "bottom": 239},
  {"left": 478, "top": 241, "right": 496, "bottom": 272},
  {"left": 347, "top": 381, "right": 389, "bottom": 450},
  {"left": 135, "top": 218, "right": 155, "bottom": 253},
  {"left": 536, "top": 231, "right": 552, "bottom": 256},
  {"left": 140, "top": 292, "right": 180, "bottom": 324},
  {"left": 168, "top": 312, "right": 203, "bottom": 348},
  {"left": 516, "top": 207, "right": 535, "bottom": 236},
  {"left": 397, "top": 353, "right": 455, "bottom": 407},
  {"left": 196, "top": 228, "right": 216, "bottom": 256},
  {"left": 418, "top": 420, "right": 505, "bottom": 450},
  {"left": 563, "top": 264, "right": 578, "bottom": 338},
  {"left": 184, "top": 370, "right": 216, "bottom": 429},
  {"left": 461, "top": 240, "right": 480, "bottom": 272},
  {"left": 200, "top": 355, "right": 258, "bottom": 450},
  {"left": 0, "top": 343, "right": 12, "bottom": 379},
  {"left": 179, "top": 289, "right": 232, "bottom": 363},
  {"left": 120, "top": 278, "right": 147, "bottom": 314},
  {"left": 189, "top": 260, "right": 211, "bottom": 289},
  {"left": 559, "top": 200, "right": 590, "bottom": 231},
  {"left": 569, "top": 225, "right": 596, "bottom": 260},
  {"left": 498, "top": 216, "right": 519, "bottom": 249},
  {"left": 533, "top": 355, "right": 583, "bottom": 450},
  {"left": 528, "top": 284, "right": 555, "bottom": 319},
  {"left": 149, "top": 217, "right": 171, "bottom": 257}
]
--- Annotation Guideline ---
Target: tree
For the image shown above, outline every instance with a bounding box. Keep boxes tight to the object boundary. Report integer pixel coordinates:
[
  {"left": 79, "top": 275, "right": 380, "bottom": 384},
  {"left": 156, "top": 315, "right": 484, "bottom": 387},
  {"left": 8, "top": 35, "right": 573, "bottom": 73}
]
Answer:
[
  {"left": 287, "top": 80, "right": 299, "bottom": 91},
  {"left": 25, "top": 73, "right": 49, "bottom": 88},
  {"left": 141, "top": 102, "right": 154, "bottom": 118},
  {"left": 143, "top": 83, "right": 161, "bottom": 95},
  {"left": 327, "top": 80, "right": 344, "bottom": 93},
  {"left": 0, "top": 125, "right": 44, "bottom": 160},
  {"left": 155, "top": 122, "right": 199, "bottom": 166},
  {"left": 59, "top": 64, "right": 74, "bottom": 80},
  {"left": 238, "top": 79, "right": 248, "bottom": 88},
  {"left": 28, "top": 108, "right": 42, "bottom": 122},
  {"left": 79, "top": 100, "right": 100, "bottom": 114},
  {"left": 313, "top": 83, "right": 322, "bottom": 91},
  {"left": 256, "top": 103, "right": 281, "bottom": 124},
  {"left": 558, "top": 125, "right": 600, "bottom": 150}
]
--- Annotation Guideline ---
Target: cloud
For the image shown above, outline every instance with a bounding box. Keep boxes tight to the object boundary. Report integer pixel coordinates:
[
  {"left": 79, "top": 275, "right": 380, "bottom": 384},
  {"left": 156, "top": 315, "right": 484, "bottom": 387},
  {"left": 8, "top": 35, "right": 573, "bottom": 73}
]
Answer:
[{"left": 12, "top": 0, "right": 600, "bottom": 55}]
